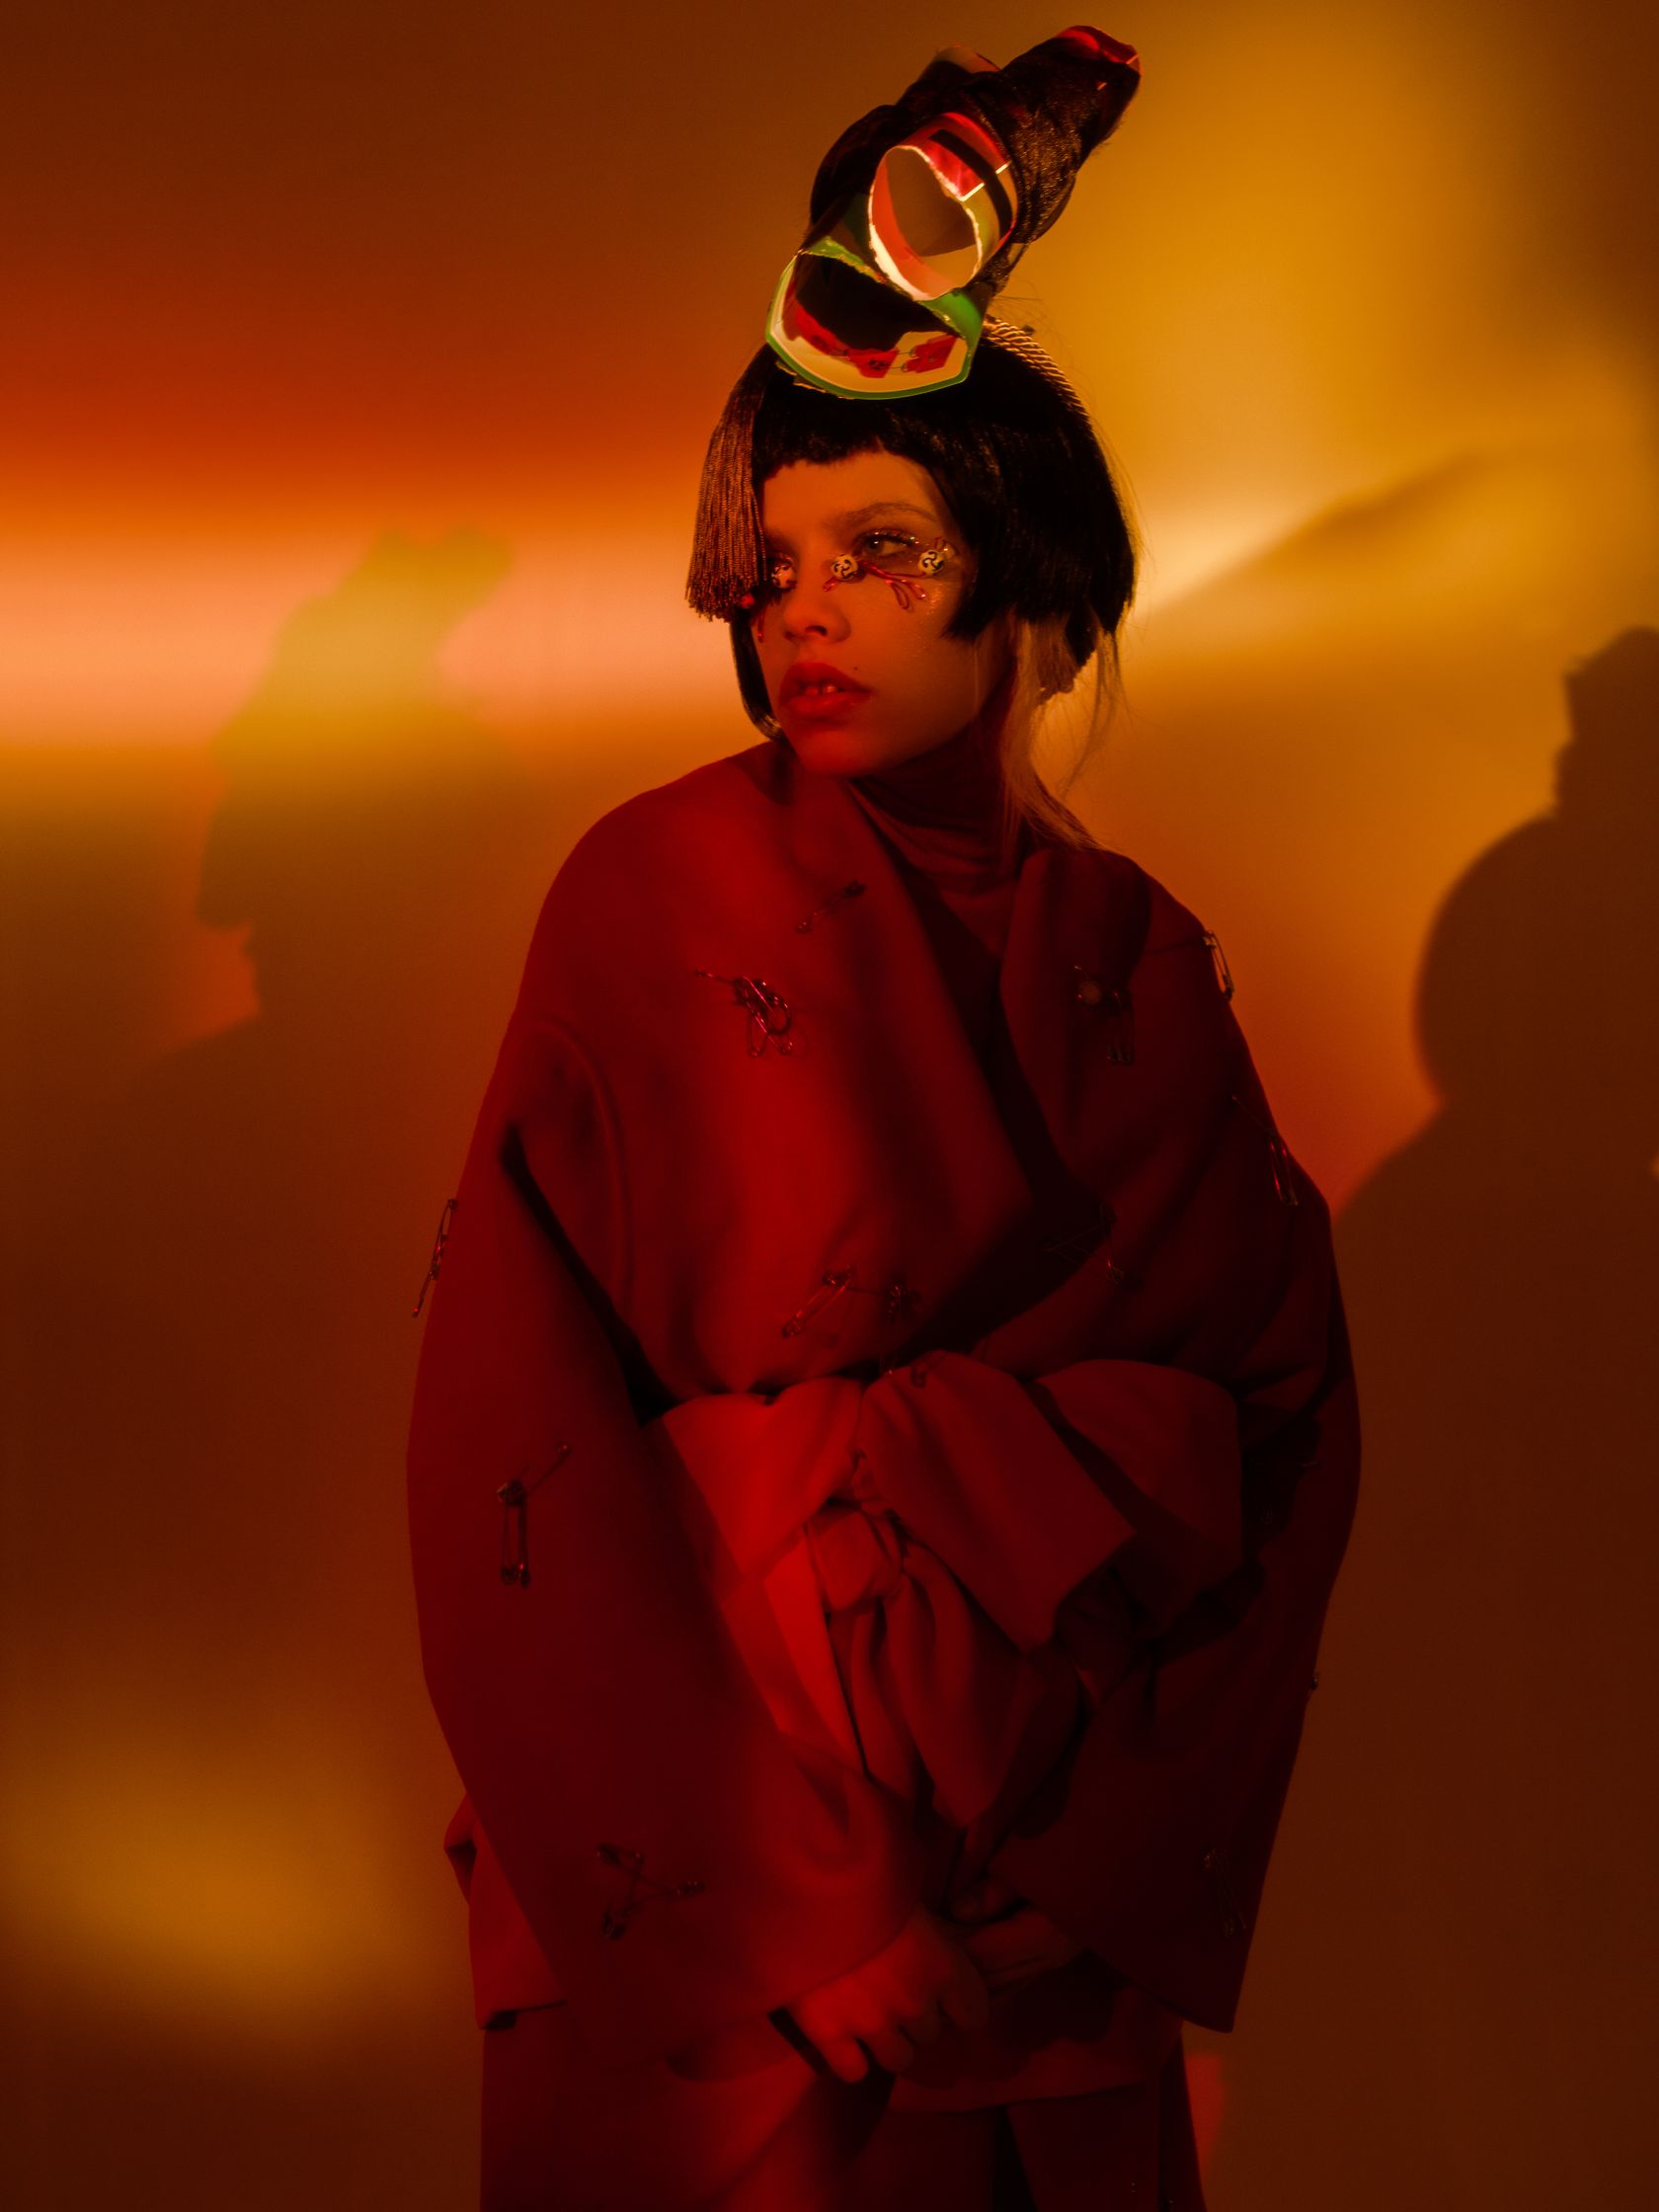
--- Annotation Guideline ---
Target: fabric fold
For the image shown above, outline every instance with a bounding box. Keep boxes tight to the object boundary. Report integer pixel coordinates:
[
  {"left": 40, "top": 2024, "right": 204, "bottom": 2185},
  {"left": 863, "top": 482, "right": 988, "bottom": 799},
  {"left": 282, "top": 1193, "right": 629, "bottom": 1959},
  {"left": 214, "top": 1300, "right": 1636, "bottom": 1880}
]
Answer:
[{"left": 642, "top": 1348, "right": 1246, "bottom": 1840}]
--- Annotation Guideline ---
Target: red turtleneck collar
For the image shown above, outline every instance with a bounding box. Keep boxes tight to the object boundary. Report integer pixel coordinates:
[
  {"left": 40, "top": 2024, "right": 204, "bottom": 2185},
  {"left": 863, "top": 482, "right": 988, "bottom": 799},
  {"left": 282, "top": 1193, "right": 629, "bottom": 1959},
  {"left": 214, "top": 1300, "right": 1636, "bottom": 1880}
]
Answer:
[{"left": 842, "top": 719, "right": 1027, "bottom": 887}]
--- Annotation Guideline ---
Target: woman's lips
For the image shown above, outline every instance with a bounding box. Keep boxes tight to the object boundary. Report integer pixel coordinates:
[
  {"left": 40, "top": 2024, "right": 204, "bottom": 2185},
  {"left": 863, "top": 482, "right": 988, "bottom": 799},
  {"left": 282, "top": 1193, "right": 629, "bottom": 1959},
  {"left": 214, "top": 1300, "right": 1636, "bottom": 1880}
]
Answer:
[
  {"left": 784, "top": 684, "right": 872, "bottom": 722},
  {"left": 781, "top": 666, "right": 872, "bottom": 721}
]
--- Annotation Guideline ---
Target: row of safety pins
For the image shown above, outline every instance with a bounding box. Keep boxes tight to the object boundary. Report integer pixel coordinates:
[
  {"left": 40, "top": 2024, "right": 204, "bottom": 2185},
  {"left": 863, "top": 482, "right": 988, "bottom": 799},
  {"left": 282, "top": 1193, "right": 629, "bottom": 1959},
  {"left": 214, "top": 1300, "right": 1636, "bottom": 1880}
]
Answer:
[
  {"left": 413, "top": 938, "right": 1224, "bottom": 1344},
  {"left": 699, "top": 882, "right": 1212, "bottom": 1069}
]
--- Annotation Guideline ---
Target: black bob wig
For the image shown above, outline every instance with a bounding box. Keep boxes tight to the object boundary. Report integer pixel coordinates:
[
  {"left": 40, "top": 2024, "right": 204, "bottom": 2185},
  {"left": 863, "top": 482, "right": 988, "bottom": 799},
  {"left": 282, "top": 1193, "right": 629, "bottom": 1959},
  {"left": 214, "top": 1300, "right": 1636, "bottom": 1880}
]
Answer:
[{"left": 685, "top": 322, "right": 1142, "bottom": 756}]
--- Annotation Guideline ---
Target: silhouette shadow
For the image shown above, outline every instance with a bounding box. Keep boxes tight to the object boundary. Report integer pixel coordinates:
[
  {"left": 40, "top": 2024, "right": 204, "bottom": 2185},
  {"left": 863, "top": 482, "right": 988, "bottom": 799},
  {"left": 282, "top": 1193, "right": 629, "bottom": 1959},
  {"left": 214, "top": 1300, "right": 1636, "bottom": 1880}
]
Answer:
[
  {"left": 2, "top": 529, "right": 695, "bottom": 2207},
  {"left": 1097, "top": 442, "right": 1642, "bottom": 1202},
  {"left": 1207, "top": 628, "right": 1659, "bottom": 2209}
]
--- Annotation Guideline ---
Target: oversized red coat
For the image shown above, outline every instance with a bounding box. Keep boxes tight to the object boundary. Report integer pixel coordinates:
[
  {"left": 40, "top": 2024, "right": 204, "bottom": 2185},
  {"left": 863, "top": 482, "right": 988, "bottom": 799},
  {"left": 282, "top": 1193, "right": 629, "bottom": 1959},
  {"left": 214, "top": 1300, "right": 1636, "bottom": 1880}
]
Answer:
[{"left": 406, "top": 736, "right": 1360, "bottom": 2103}]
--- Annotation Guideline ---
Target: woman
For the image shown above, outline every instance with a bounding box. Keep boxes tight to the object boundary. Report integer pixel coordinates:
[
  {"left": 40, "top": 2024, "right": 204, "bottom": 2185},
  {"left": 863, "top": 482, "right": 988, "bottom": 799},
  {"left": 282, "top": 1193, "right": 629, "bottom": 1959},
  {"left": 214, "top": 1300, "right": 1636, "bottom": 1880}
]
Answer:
[{"left": 407, "top": 28, "right": 1359, "bottom": 2210}]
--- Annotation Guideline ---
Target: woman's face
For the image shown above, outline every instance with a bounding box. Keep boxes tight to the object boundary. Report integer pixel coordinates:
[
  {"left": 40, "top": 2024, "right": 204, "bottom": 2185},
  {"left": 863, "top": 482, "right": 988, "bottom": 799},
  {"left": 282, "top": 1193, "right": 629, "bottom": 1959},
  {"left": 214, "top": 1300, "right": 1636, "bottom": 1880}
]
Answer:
[{"left": 748, "top": 448, "right": 1013, "bottom": 778}]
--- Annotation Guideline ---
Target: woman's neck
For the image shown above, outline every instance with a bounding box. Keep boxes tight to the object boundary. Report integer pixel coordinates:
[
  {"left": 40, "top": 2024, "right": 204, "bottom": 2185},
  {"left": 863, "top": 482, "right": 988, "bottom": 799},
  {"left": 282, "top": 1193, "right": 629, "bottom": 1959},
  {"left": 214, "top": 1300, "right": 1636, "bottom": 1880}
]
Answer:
[
  {"left": 848, "top": 716, "right": 1006, "bottom": 832},
  {"left": 845, "top": 718, "right": 1023, "bottom": 882}
]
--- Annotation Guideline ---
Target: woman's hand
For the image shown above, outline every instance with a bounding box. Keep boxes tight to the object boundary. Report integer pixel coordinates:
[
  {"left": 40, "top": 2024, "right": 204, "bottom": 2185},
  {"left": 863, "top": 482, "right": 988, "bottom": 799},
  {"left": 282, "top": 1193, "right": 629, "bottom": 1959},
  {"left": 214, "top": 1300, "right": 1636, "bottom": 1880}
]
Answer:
[
  {"left": 783, "top": 1903, "right": 991, "bottom": 2083},
  {"left": 946, "top": 1872, "right": 1085, "bottom": 1994}
]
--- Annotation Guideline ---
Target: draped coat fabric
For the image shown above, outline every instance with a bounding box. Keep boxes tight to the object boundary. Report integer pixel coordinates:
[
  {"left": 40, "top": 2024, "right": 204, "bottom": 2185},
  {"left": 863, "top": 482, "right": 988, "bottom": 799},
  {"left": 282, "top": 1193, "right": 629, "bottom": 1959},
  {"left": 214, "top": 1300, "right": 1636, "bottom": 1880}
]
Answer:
[{"left": 406, "top": 738, "right": 1360, "bottom": 2183}]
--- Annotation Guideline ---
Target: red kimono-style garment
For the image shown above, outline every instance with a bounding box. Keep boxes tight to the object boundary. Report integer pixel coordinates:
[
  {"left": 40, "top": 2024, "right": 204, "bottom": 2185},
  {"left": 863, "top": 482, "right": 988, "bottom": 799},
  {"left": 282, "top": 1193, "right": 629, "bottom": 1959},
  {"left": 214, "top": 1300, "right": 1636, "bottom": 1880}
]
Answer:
[{"left": 406, "top": 731, "right": 1360, "bottom": 2196}]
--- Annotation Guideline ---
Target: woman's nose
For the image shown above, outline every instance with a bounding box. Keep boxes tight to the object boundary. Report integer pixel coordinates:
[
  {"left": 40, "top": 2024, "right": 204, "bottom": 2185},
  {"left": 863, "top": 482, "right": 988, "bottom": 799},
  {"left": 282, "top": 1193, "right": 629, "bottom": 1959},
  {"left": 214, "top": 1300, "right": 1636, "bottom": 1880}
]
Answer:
[{"left": 781, "top": 569, "right": 850, "bottom": 643}]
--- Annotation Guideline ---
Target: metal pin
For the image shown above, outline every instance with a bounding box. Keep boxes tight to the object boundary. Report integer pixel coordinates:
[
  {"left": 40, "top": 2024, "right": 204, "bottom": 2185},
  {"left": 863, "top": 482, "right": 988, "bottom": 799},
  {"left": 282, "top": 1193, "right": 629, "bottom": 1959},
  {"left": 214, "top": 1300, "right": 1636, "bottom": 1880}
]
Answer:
[
  {"left": 1098, "top": 986, "right": 1134, "bottom": 1064},
  {"left": 594, "top": 1843, "right": 706, "bottom": 1938},
  {"left": 846, "top": 1274, "right": 919, "bottom": 1328},
  {"left": 1228, "top": 1092, "right": 1301, "bottom": 1207},
  {"left": 1041, "top": 1198, "right": 1116, "bottom": 1260},
  {"left": 1072, "top": 971, "right": 1134, "bottom": 1062},
  {"left": 694, "top": 969, "right": 797, "bottom": 1056},
  {"left": 496, "top": 1443, "right": 573, "bottom": 1588},
  {"left": 1204, "top": 930, "right": 1234, "bottom": 1000},
  {"left": 795, "top": 880, "right": 866, "bottom": 933},
  {"left": 1266, "top": 1131, "right": 1300, "bottom": 1207},
  {"left": 781, "top": 1267, "right": 856, "bottom": 1338},
  {"left": 1200, "top": 1846, "right": 1249, "bottom": 1939},
  {"left": 412, "top": 1197, "right": 458, "bottom": 1317},
  {"left": 498, "top": 1478, "right": 528, "bottom": 1586}
]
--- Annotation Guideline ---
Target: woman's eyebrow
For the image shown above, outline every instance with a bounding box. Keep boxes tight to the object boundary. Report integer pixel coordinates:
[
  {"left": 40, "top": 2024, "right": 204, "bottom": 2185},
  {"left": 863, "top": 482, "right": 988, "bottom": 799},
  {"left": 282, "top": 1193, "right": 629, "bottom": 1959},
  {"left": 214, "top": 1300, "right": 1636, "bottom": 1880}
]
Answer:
[{"left": 761, "top": 500, "right": 939, "bottom": 546}]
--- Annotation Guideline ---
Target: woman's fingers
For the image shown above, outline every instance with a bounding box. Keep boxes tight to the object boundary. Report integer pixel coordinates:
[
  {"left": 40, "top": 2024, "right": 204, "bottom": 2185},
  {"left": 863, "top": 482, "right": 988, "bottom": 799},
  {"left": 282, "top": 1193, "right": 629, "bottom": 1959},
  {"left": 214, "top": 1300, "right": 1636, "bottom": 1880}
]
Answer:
[
  {"left": 817, "top": 2033, "right": 872, "bottom": 2084},
  {"left": 784, "top": 1903, "right": 998, "bottom": 2080},
  {"left": 959, "top": 1906, "right": 1083, "bottom": 1991}
]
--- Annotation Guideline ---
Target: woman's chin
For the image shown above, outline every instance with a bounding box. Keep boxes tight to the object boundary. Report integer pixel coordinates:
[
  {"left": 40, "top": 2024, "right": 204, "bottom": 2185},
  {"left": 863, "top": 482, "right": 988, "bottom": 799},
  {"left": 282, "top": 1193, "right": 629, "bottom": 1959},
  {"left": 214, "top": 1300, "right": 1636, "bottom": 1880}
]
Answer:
[{"left": 781, "top": 725, "right": 880, "bottom": 777}]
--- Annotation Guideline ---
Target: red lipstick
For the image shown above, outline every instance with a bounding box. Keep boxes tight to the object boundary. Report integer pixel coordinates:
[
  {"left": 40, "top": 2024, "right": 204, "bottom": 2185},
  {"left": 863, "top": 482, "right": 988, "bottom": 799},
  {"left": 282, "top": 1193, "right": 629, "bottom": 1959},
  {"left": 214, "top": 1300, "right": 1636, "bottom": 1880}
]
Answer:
[{"left": 780, "top": 661, "right": 872, "bottom": 722}]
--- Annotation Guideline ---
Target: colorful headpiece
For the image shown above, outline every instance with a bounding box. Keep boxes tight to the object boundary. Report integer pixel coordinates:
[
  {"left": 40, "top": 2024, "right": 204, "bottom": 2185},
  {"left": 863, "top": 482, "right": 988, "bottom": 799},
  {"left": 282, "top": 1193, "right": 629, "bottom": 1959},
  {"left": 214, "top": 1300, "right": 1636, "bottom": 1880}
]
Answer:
[{"left": 766, "top": 26, "right": 1142, "bottom": 398}]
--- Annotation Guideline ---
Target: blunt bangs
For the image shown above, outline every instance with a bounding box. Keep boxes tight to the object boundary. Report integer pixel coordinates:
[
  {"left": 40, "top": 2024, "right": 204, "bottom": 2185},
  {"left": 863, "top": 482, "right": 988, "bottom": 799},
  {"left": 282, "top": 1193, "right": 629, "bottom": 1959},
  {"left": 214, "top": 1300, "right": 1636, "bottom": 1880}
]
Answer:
[{"left": 688, "top": 329, "right": 1138, "bottom": 681}]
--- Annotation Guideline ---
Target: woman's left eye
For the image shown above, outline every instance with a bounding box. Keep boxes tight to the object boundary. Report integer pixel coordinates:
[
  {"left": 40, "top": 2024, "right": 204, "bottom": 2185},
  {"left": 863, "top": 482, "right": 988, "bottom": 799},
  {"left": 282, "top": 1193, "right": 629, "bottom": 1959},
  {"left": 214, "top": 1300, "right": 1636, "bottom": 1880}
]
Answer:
[{"left": 859, "top": 530, "right": 916, "bottom": 557}]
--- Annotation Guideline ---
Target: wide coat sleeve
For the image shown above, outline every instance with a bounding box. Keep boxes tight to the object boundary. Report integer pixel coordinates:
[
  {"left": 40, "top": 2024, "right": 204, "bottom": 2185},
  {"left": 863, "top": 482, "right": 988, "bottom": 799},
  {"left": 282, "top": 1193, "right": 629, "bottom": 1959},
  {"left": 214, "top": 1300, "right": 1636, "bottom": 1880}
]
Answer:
[
  {"left": 836, "top": 867, "right": 1362, "bottom": 2035},
  {"left": 980, "top": 1125, "right": 1358, "bottom": 2031},
  {"left": 861, "top": 1203, "right": 1359, "bottom": 2032},
  {"left": 405, "top": 876, "right": 930, "bottom": 2067}
]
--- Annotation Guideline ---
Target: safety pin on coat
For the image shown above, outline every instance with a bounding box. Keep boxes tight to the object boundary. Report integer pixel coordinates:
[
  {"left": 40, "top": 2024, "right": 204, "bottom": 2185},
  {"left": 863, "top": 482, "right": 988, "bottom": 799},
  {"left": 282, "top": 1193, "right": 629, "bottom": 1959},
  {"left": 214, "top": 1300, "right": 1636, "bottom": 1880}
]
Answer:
[
  {"left": 781, "top": 1267, "right": 857, "bottom": 1338},
  {"left": 694, "top": 969, "right": 797, "bottom": 1056},
  {"left": 782, "top": 1266, "right": 919, "bottom": 1339},
  {"left": 1228, "top": 1091, "right": 1301, "bottom": 1207},
  {"left": 412, "top": 1197, "right": 458, "bottom": 1317},
  {"left": 795, "top": 879, "right": 866, "bottom": 933},
  {"left": 1204, "top": 930, "right": 1234, "bottom": 1001},
  {"left": 594, "top": 1843, "right": 707, "bottom": 1938},
  {"left": 1071, "top": 969, "right": 1135, "bottom": 1063},
  {"left": 497, "top": 1442, "right": 574, "bottom": 1587}
]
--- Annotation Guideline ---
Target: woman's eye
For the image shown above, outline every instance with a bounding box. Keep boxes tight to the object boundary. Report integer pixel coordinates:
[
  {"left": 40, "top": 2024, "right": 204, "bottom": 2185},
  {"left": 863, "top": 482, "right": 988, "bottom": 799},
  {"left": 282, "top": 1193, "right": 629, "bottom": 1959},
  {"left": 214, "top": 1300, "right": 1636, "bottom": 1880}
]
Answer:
[{"left": 859, "top": 529, "right": 917, "bottom": 557}]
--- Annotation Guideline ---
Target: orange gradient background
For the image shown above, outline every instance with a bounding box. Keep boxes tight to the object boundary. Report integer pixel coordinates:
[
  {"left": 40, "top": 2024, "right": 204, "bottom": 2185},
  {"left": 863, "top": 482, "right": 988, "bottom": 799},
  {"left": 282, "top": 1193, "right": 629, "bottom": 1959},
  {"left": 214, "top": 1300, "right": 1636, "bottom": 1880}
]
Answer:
[{"left": 3, "top": 5, "right": 1655, "bottom": 2206}]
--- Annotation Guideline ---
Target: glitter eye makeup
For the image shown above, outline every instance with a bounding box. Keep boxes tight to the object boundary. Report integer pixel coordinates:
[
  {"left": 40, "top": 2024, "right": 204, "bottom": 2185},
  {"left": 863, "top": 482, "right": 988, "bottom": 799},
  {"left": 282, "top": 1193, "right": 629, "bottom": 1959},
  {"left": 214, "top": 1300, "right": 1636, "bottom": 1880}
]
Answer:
[
  {"left": 829, "top": 533, "right": 958, "bottom": 612},
  {"left": 745, "top": 523, "right": 959, "bottom": 635}
]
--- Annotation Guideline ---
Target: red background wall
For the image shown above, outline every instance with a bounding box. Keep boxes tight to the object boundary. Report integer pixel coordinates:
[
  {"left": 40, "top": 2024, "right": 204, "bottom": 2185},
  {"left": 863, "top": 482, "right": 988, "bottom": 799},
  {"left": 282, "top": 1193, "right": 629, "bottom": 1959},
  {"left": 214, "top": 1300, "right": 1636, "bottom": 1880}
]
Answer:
[{"left": 4, "top": 4, "right": 1655, "bottom": 2204}]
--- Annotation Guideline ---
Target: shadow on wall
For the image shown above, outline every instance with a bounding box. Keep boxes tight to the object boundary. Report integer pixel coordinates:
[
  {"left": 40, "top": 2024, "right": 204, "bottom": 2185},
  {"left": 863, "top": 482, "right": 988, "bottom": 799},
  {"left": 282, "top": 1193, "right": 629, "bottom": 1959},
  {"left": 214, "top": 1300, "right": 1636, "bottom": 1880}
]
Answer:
[
  {"left": 1209, "top": 628, "right": 1659, "bottom": 2211},
  {"left": 2, "top": 531, "right": 688, "bottom": 2209},
  {"left": 1097, "top": 439, "right": 1657, "bottom": 1205}
]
